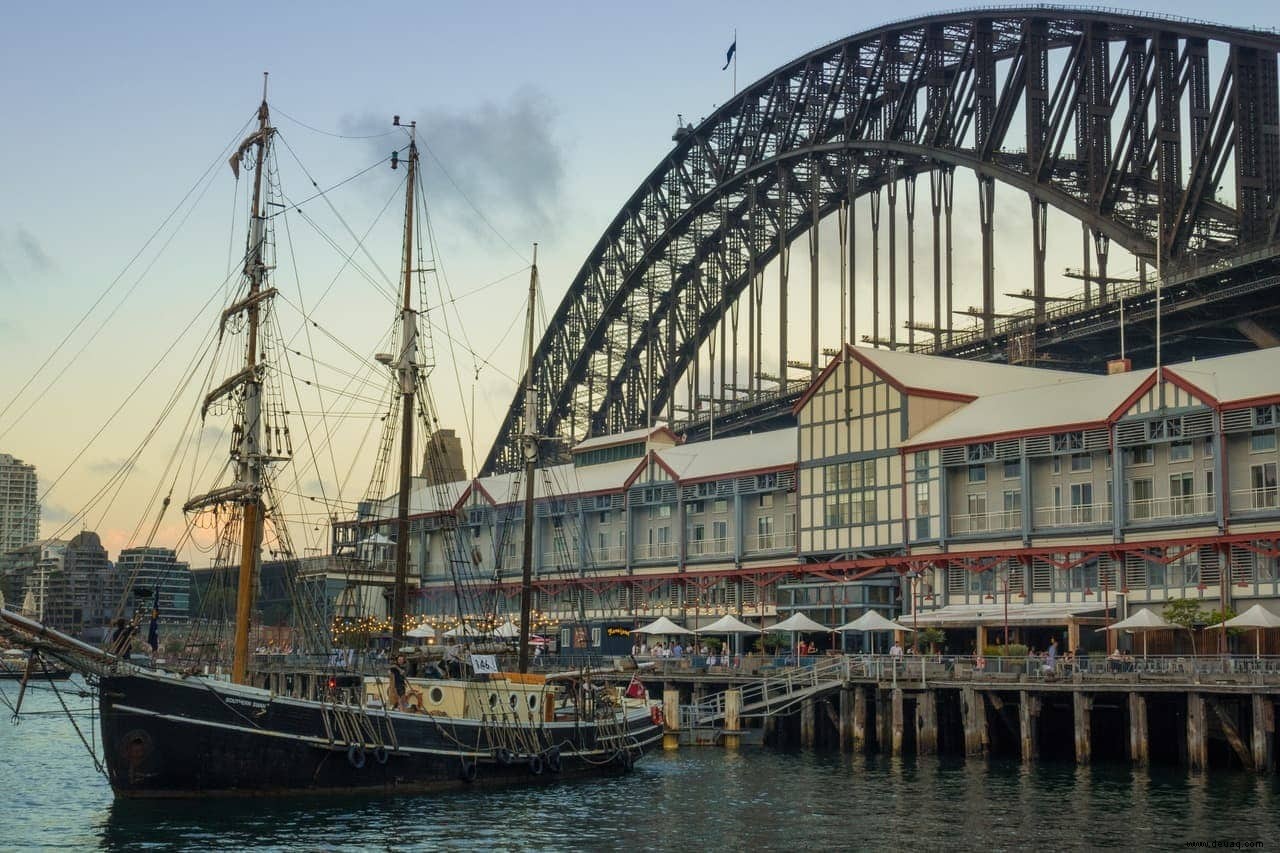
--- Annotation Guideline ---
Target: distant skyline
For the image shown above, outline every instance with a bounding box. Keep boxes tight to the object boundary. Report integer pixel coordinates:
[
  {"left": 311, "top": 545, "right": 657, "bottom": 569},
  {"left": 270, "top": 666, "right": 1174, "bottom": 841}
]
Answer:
[{"left": 1, "top": 1, "right": 1274, "bottom": 561}]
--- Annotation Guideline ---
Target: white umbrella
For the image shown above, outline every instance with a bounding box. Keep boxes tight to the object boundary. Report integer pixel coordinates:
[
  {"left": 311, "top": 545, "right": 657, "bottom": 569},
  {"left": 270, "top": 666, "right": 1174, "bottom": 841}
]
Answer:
[
  {"left": 1100, "top": 607, "right": 1175, "bottom": 658},
  {"left": 836, "top": 611, "right": 914, "bottom": 633},
  {"left": 490, "top": 620, "right": 520, "bottom": 639},
  {"left": 443, "top": 623, "right": 481, "bottom": 638},
  {"left": 699, "top": 614, "right": 761, "bottom": 634},
  {"left": 632, "top": 616, "right": 694, "bottom": 636},
  {"left": 766, "top": 612, "right": 829, "bottom": 633},
  {"left": 1215, "top": 604, "right": 1280, "bottom": 659},
  {"left": 406, "top": 624, "right": 435, "bottom": 639}
]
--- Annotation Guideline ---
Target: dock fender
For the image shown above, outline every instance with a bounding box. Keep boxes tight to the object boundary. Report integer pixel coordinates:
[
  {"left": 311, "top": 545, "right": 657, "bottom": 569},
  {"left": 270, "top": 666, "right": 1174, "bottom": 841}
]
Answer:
[
  {"left": 528, "top": 753, "right": 544, "bottom": 776},
  {"left": 544, "top": 747, "right": 562, "bottom": 773},
  {"left": 459, "top": 759, "right": 477, "bottom": 783},
  {"left": 494, "top": 747, "right": 514, "bottom": 766},
  {"left": 346, "top": 744, "right": 366, "bottom": 769},
  {"left": 618, "top": 749, "right": 634, "bottom": 772},
  {"left": 373, "top": 746, "right": 389, "bottom": 765}
]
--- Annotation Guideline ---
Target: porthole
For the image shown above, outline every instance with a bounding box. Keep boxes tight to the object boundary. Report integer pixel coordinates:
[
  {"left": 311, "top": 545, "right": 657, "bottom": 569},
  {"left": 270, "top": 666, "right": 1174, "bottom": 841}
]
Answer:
[
  {"left": 488, "top": 692, "right": 499, "bottom": 709},
  {"left": 528, "top": 694, "right": 539, "bottom": 710},
  {"left": 509, "top": 693, "right": 520, "bottom": 709},
  {"left": 428, "top": 687, "right": 445, "bottom": 705}
]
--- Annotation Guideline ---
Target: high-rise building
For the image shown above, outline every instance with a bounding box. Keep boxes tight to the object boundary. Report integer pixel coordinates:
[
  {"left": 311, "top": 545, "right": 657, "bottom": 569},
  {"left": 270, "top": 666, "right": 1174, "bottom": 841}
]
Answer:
[
  {"left": 0, "top": 453, "right": 39, "bottom": 552},
  {"left": 116, "top": 546, "right": 191, "bottom": 623},
  {"left": 45, "top": 531, "right": 115, "bottom": 640}
]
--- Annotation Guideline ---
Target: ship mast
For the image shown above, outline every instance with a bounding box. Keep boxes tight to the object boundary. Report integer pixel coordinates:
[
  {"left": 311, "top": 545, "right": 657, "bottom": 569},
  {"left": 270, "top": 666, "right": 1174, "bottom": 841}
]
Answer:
[
  {"left": 517, "top": 246, "right": 539, "bottom": 674},
  {"left": 231, "top": 76, "right": 273, "bottom": 685},
  {"left": 390, "top": 120, "right": 420, "bottom": 649}
]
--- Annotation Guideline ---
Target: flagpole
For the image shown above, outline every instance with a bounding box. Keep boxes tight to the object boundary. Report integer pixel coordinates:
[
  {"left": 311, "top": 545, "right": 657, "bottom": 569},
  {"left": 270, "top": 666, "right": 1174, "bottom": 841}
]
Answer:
[{"left": 733, "top": 28, "right": 738, "bottom": 96}]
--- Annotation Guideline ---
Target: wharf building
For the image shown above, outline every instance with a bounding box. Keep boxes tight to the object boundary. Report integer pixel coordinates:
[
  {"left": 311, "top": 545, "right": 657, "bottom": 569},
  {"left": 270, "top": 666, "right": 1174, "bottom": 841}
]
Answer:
[
  {"left": 0, "top": 453, "right": 39, "bottom": 553},
  {"left": 336, "top": 346, "right": 1280, "bottom": 657}
]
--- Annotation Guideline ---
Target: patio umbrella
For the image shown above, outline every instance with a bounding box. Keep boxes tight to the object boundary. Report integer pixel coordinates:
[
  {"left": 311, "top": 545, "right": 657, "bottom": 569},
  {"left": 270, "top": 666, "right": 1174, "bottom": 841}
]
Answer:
[
  {"left": 490, "top": 620, "right": 520, "bottom": 639},
  {"left": 698, "top": 614, "right": 761, "bottom": 657},
  {"left": 1214, "top": 604, "right": 1280, "bottom": 659},
  {"left": 1099, "top": 607, "right": 1175, "bottom": 658},
  {"left": 766, "top": 612, "right": 828, "bottom": 659},
  {"left": 836, "top": 611, "right": 913, "bottom": 654},
  {"left": 406, "top": 624, "right": 435, "bottom": 639},
  {"left": 632, "top": 616, "right": 694, "bottom": 635}
]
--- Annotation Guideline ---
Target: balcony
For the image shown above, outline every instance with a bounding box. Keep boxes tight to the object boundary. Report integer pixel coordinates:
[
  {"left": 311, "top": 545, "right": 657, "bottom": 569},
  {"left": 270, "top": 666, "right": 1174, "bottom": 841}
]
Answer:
[
  {"left": 1034, "top": 502, "right": 1113, "bottom": 528},
  {"left": 949, "top": 510, "right": 1022, "bottom": 535},
  {"left": 592, "top": 545, "right": 627, "bottom": 564},
  {"left": 744, "top": 532, "right": 796, "bottom": 554},
  {"left": 1229, "top": 487, "right": 1279, "bottom": 514},
  {"left": 686, "top": 537, "right": 732, "bottom": 558},
  {"left": 1126, "top": 493, "right": 1214, "bottom": 524},
  {"left": 633, "top": 542, "right": 676, "bottom": 561}
]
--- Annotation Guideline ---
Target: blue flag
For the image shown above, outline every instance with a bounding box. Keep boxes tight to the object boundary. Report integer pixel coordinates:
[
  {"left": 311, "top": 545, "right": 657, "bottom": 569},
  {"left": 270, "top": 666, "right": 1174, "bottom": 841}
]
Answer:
[
  {"left": 722, "top": 39, "right": 736, "bottom": 71},
  {"left": 147, "top": 588, "right": 160, "bottom": 652}
]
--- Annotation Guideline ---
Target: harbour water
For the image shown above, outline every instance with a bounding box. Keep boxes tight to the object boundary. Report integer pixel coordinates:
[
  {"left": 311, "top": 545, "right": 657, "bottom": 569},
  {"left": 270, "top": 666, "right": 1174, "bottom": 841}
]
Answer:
[{"left": 2, "top": 679, "right": 1277, "bottom": 851}]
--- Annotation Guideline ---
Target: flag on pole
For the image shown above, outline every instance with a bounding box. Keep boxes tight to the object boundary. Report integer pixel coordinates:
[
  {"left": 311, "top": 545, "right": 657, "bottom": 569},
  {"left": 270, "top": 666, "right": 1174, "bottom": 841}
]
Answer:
[
  {"left": 722, "top": 38, "right": 737, "bottom": 71},
  {"left": 147, "top": 587, "right": 160, "bottom": 653}
]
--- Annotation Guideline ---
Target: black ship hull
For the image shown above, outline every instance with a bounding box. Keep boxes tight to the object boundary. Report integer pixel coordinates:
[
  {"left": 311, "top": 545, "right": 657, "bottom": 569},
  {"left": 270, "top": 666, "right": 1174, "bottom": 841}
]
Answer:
[{"left": 99, "top": 669, "right": 663, "bottom": 798}]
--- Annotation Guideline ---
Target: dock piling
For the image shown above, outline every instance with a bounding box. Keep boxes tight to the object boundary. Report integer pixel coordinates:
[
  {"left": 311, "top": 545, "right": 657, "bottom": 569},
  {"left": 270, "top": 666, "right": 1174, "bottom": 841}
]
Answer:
[
  {"left": 1019, "top": 691, "right": 1040, "bottom": 763},
  {"left": 1073, "top": 693, "right": 1092, "bottom": 765},
  {"left": 1129, "top": 692, "right": 1149, "bottom": 767},
  {"left": 1187, "top": 693, "right": 1207, "bottom": 772}
]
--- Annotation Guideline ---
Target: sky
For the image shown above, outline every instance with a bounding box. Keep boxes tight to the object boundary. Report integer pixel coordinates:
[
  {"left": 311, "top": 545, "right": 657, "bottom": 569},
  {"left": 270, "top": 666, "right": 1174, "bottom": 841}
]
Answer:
[{"left": 1, "top": 0, "right": 1275, "bottom": 563}]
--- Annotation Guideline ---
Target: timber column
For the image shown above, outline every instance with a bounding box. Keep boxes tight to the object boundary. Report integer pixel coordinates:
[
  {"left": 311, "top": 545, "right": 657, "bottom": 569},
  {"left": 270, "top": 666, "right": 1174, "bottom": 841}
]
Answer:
[
  {"left": 724, "top": 689, "right": 742, "bottom": 751},
  {"left": 1129, "top": 692, "right": 1149, "bottom": 767},
  {"left": 877, "top": 688, "right": 893, "bottom": 753},
  {"left": 801, "top": 697, "right": 816, "bottom": 749},
  {"left": 1019, "top": 691, "right": 1040, "bottom": 763},
  {"left": 917, "top": 689, "right": 938, "bottom": 755},
  {"left": 1253, "top": 695, "right": 1274, "bottom": 774},
  {"left": 839, "top": 687, "right": 855, "bottom": 752},
  {"left": 1186, "top": 693, "right": 1207, "bottom": 772},
  {"left": 891, "top": 688, "right": 905, "bottom": 756},
  {"left": 1073, "top": 693, "right": 1093, "bottom": 765},
  {"left": 852, "top": 685, "right": 868, "bottom": 753},
  {"left": 961, "top": 687, "right": 988, "bottom": 755},
  {"left": 663, "top": 686, "right": 681, "bottom": 750}
]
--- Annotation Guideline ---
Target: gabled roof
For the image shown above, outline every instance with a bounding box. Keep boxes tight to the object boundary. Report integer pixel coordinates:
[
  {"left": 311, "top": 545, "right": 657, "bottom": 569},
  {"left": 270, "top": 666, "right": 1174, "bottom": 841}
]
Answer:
[
  {"left": 1167, "top": 348, "right": 1280, "bottom": 406},
  {"left": 572, "top": 423, "right": 679, "bottom": 453},
  {"left": 905, "top": 369, "right": 1150, "bottom": 449},
  {"left": 654, "top": 430, "right": 795, "bottom": 482}
]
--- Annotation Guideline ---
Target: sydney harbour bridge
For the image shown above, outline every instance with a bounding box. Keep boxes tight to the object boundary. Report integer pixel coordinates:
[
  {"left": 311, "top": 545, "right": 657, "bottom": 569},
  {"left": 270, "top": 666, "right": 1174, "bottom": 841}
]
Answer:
[{"left": 483, "top": 7, "right": 1280, "bottom": 475}]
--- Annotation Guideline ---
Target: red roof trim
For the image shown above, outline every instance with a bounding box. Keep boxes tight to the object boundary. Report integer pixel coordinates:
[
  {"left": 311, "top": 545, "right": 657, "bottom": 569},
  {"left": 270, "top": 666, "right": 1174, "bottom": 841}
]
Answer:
[
  {"left": 903, "top": 418, "right": 1109, "bottom": 452},
  {"left": 1106, "top": 371, "right": 1159, "bottom": 424},
  {"left": 791, "top": 346, "right": 848, "bottom": 414},
  {"left": 1163, "top": 368, "right": 1220, "bottom": 407},
  {"left": 1220, "top": 393, "right": 1280, "bottom": 410},
  {"left": 678, "top": 461, "right": 797, "bottom": 485}
]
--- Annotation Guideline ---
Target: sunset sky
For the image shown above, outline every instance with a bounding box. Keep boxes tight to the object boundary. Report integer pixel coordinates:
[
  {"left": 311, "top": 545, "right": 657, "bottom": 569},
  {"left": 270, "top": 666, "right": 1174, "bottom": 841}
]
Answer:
[{"left": 1, "top": 0, "right": 1273, "bottom": 562}]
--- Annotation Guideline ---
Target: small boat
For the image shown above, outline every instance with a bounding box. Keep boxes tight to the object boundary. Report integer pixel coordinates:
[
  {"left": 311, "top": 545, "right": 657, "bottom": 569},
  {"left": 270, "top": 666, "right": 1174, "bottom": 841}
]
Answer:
[
  {"left": 0, "top": 647, "right": 72, "bottom": 681},
  {"left": 0, "top": 80, "right": 662, "bottom": 797}
]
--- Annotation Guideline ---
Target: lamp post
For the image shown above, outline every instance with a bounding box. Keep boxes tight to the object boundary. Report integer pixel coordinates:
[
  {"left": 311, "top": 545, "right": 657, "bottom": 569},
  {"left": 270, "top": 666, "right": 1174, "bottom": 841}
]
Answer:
[{"left": 1002, "top": 571, "right": 1010, "bottom": 649}]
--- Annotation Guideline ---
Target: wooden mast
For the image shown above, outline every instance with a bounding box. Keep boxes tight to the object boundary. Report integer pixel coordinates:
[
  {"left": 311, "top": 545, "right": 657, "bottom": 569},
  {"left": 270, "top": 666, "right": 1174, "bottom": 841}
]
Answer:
[
  {"left": 231, "top": 75, "right": 272, "bottom": 685},
  {"left": 517, "top": 246, "right": 539, "bottom": 674},
  {"left": 391, "top": 121, "right": 419, "bottom": 649}
]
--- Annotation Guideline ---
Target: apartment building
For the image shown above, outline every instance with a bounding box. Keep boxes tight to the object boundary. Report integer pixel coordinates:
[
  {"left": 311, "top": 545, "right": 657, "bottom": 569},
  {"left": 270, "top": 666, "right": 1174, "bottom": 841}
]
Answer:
[{"left": 0, "top": 453, "right": 39, "bottom": 553}]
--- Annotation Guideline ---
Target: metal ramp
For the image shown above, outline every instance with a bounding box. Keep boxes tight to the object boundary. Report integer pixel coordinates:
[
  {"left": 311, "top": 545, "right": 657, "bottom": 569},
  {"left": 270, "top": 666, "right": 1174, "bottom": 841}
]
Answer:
[{"left": 681, "top": 657, "right": 852, "bottom": 729}]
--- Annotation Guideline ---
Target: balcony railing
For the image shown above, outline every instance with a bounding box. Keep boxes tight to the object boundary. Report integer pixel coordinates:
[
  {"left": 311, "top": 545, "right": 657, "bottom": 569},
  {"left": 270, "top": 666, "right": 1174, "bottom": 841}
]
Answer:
[
  {"left": 686, "top": 537, "right": 732, "bottom": 557},
  {"left": 1126, "top": 493, "right": 1214, "bottom": 523},
  {"left": 744, "top": 532, "right": 796, "bottom": 553},
  {"left": 592, "top": 545, "right": 626, "bottom": 564},
  {"left": 1229, "top": 487, "right": 1279, "bottom": 513},
  {"left": 949, "top": 509, "right": 1022, "bottom": 535},
  {"left": 1033, "top": 502, "right": 1114, "bottom": 527},
  {"left": 633, "top": 542, "right": 676, "bottom": 560}
]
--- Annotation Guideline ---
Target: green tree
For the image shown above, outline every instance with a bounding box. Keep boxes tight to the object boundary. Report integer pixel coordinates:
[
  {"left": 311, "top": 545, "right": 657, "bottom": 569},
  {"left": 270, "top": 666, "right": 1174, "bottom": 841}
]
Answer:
[
  {"left": 917, "top": 627, "right": 946, "bottom": 653},
  {"left": 1162, "top": 598, "right": 1207, "bottom": 655}
]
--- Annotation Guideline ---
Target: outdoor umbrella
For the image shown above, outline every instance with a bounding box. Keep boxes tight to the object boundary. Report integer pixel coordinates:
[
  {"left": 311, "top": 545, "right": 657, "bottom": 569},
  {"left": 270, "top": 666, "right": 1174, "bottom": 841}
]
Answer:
[
  {"left": 406, "top": 624, "right": 435, "bottom": 639},
  {"left": 1099, "top": 607, "right": 1175, "bottom": 658},
  {"left": 490, "top": 620, "right": 520, "bottom": 639},
  {"left": 766, "top": 612, "right": 828, "bottom": 659},
  {"left": 632, "top": 616, "right": 694, "bottom": 635},
  {"left": 835, "top": 610, "right": 913, "bottom": 654},
  {"left": 698, "top": 614, "right": 761, "bottom": 657},
  {"left": 1214, "top": 604, "right": 1280, "bottom": 659}
]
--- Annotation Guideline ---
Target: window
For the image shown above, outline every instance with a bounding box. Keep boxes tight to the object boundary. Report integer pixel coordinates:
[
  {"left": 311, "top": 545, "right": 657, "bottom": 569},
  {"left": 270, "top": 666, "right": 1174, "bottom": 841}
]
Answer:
[
  {"left": 1053, "top": 431, "right": 1085, "bottom": 452},
  {"left": 597, "top": 531, "right": 609, "bottom": 554},
  {"left": 757, "top": 473, "right": 777, "bottom": 490},
  {"left": 713, "top": 499, "right": 728, "bottom": 514},
  {"left": 687, "top": 501, "right": 703, "bottom": 515},
  {"left": 967, "top": 494, "right": 988, "bottom": 531},
  {"left": 968, "top": 465, "right": 986, "bottom": 484},
  {"left": 696, "top": 482, "right": 715, "bottom": 497},
  {"left": 757, "top": 516, "right": 775, "bottom": 549},
  {"left": 598, "top": 510, "right": 611, "bottom": 525},
  {"left": 1150, "top": 418, "right": 1182, "bottom": 440},
  {"left": 1169, "top": 473, "right": 1196, "bottom": 516},
  {"left": 1003, "top": 459, "right": 1021, "bottom": 479},
  {"left": 1251, "top": 463, "right": 1278, "bottom": 509},
  {"left": 1257, "top": 405, "right": 1276, "bottom": 427},
  {"left": 712, "top": 520, "right": 728, "bottom": 547},
  {"left": 968, "top": 569, "right": 995, "bottom": 594},
  {"left": 689, "top": 523, "right": 705, "bottom": 555},
  {"left": 658, "top": 504, "right": 673, "bottom": 519},
  {"left": 1169, "top": 441, "right": 1193, "bottom": 462},
  {"left": 1204, "top": 435, "right": 1215, "bottom": 458},
  {"left": 966, "top": 442, "right": 995, "bottom": 462},
  {"left": 595, "top": 495, "right": 613, "bottom": 509},
  {"left": 1205, "top": 470, "right": 1215, "bottom": 498},
  {"left": 915, "top": 482, "right": 931, "bottom": 539},
  {"left": 1070, "top": 453, "right": 1092, "bottom": 472},
  {"left": 1051, "top": 457, "right": 1061, "bottom": 475},
  {"left": 1070, "top": 483, "right": 1093, "bottom": 523},
  {"left": 591, "top": 628, "right": 602, "bottom": 648},
  {"left": 759, "top": 494, "right": 774, "bottom": 509},
  {"left": 1126, "top": 446, "right": 1154, "bottom": 466},
  {"left": 1002, "top": 491, "right": 1021, "bottom": 528},
  {"left": 1129, "top": 478, "right": 1154, "bottom": 520},
  {"left": 1251, "top": 431, "right": 1277, "bottom": 453}
]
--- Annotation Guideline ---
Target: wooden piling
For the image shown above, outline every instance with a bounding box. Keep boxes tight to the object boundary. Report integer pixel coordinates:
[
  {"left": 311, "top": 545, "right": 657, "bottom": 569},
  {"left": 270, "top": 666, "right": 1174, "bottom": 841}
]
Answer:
[
  {"left": 917, "top": 690, "right": 938, "bottom": 755},
  {"left": 1019, "top": 690, "right": 1039, "bottom": 763},
  {"left": 891, "top": 688, "right": 904, "bottom": 756},
  {"left": 1208, "top": 696, "right": 1253, "bottom": 771},
  {"left": 877, "top": 689, "right": 893, "bottom": 753},
  {"left": 852, "top": 685, "right": 867, "bottom": 753},
  {"left": 663, "top": 687, "right": 680, "bottom": 750},
  {"left": 1073, "top": 693, "right": 1092, "bottom": 765},
  {"left": 1129, "top": 692, "right": 1149, "bottom": 767},
  {"left": 724, "top": 688, "right": 742, "bottom": 751},
  {"left": 839, "top": 687, "right": 854, "bottom": 752},
  {"left": 1253, "top": 694, "right": 1274, "bottom": 774},
  {"left": 961, "top": 687, "right": 987, "bottom": 755},
  {"left": 801, "top": 696, "right": 816, "bottom": 749},
  {"left": 1186, "top": 693, "right": 1207, "bottom": 772}
]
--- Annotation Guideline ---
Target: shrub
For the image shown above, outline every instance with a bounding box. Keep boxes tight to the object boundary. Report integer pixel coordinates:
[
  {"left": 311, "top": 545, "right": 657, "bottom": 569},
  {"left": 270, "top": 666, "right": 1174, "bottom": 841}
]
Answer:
[{"left": 983, "top": 643, "right": 1028, "bottom": 658}]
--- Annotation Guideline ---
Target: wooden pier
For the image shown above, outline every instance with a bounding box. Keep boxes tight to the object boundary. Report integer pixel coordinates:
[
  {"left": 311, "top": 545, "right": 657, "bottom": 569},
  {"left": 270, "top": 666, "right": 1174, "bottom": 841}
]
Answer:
[{"left": 625, "top": 657, "right": 1280, "bottom": 773}]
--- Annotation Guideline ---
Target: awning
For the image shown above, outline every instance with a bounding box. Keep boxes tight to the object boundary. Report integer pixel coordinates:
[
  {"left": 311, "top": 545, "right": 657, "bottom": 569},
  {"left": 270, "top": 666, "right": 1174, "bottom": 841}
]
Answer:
[{"left": 909, "top": 602, "right": 1112, "bottom": 627}]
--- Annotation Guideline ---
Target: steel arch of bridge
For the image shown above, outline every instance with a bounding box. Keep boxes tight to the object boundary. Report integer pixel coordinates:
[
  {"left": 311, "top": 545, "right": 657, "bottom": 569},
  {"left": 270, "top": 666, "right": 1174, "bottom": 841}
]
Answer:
[{"left": 483, "top": 7, "right": 1280, "bottom": 475}]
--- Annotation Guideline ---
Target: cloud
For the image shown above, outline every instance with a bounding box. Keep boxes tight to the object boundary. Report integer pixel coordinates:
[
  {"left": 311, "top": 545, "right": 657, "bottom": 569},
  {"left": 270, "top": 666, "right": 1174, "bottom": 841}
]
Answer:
[
  {"left": 86, "top": 457, "right": 137, "bottom": 476},
  {"left": 41, "top": 503, "right": 73, "bottom": 524},
  {"left": 343, "top": 87, "right": 566, "bottom": 235},
  {"left": 14, "top": 227, "right": 53, "bottom": 272}
]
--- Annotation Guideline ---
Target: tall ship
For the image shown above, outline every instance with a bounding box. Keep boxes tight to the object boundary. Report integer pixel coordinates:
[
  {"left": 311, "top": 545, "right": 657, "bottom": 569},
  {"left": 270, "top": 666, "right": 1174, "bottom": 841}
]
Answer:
[{"left": 0, "top": 81, "right": 662, "bottom": 797}]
